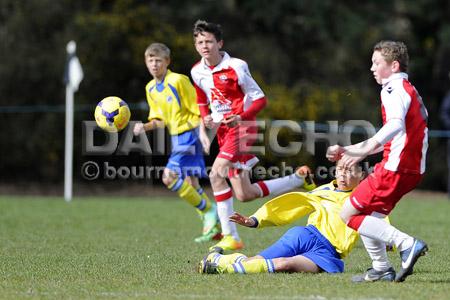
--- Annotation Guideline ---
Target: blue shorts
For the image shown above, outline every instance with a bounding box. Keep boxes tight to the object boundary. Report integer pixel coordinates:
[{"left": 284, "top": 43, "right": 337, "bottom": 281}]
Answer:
[
  {"left": 166, "top": 128, "right": 207, "bottom": 179},
  {"left": 258, "top": 225, "right": 344, "bottom": 273}
]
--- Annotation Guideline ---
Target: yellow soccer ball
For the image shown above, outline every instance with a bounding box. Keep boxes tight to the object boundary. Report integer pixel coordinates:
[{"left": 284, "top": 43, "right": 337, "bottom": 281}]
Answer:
[{"left": 94, "top": 96, "right": 131, "bottom": 132}]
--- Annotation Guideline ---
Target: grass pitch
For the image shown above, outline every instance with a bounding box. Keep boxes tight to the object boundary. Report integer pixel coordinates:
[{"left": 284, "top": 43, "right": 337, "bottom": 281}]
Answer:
[{"left": 0, "top": 193, "right": 449, "bottom": 299}]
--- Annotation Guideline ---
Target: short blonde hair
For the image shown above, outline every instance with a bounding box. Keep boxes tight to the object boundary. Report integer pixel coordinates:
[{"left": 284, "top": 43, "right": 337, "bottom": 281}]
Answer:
[
  {"left": 373, "top": 40, "right": 409, "bottom": 72},
  {"left": 144, "top": 43, "right": 171, "bottom": 59}
]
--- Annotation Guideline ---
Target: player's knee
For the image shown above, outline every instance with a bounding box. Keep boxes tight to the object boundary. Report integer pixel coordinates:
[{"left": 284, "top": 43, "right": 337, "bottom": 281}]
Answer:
[
  {"left": 208, "top": 170, "right": 220, "bottom": 186},
  {"left": 162, "top": 175, "right": 175, "bottom": 187},
  {"left": 209, "top": 166, "right": 227, "bottom": 185},
  {"left": 162, "top": 169, "right": 177, "bottom": 187},
  {"left": 234, "top": 191, "right": 256, "bottom": 202}
]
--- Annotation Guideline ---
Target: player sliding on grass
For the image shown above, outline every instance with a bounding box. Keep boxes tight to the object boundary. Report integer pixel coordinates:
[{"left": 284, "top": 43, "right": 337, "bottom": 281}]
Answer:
[
  {"left": 327, "top": 40, "right": 428, "bottom": 282},
  {"left": 133, "top": 43, "right": 220, "bottom": 243},
  {"left": 191, "top": 20, "right": 314, "bottom": 252},
  {"left": 198, "top": 160, "right": 367, "bottom": 275}
]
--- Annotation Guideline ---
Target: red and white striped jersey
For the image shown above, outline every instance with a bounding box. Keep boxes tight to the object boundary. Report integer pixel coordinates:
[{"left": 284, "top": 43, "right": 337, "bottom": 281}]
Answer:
[
  {"left": 190, "top": 52, "right": 265, "bottom": 122},
  {"left": 380, "top": 73, "right": 428, "bottom": 174}
]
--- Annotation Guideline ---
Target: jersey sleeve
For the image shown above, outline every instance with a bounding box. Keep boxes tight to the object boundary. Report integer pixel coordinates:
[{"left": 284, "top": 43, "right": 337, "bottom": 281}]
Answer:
[
  {"left": 240, "top": 97, "right": 267, "bottom": 120},
  {"left": 190, "top": 68, "right": 210, "bottom": 118},
  {"left": 373, "top": 118, "right": 404, "bottom": 145},
  {"left": 382, "top": 88, "right": 410, "bottom": 121},
  {"left": 237, "top": 61, "right": 265, "bottom": 102},
  {"left": 193, "top": 82, "right": 210, "bottom": 117},
  {"left": 251, "top": 192, "right": 315, "bottom": 228}
]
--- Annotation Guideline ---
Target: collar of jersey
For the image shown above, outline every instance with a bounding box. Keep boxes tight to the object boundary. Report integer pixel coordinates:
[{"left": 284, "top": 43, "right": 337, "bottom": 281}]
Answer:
[
  {"left": 200, "top": 51, "right": 230, "bottom": 71},
  {"left": 155, "top": 70, "right": 171, "bottom": 92},
  {"left": 381, "top": 72, "right": 408, "bottom": 86}
]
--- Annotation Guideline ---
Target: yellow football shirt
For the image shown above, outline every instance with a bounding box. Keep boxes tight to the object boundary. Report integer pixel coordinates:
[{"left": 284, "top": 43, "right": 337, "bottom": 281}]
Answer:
[
  {"left": 251, "top": 181, "right": 358, "bottom": 258},
  {"left": 145, "top": 70, "right": 200, "bottom": 135}
]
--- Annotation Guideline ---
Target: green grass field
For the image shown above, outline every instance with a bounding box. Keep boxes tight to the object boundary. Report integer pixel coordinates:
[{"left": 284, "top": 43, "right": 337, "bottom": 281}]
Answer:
[{"left": 0, "top": 193, "right": 449, "bottom": 299}]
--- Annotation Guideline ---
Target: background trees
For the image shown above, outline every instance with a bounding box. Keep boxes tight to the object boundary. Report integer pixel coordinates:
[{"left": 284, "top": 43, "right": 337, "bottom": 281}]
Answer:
[{"left": 1, "top": 0, "right": 449, "bottom": 190}]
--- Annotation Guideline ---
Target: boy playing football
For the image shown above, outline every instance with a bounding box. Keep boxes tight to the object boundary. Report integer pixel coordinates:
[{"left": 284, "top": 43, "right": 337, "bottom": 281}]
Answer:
[
  {"left": 198, "top": 160, "right": 366, "bottom": 275},
  {"left": 134, "top": 43, "right": 219, "bottom": 242},
  {"left": 326, "top": 40, "right": 428, "bottom": 282},
  {"left": 191, "top": 20, "right": 313, "bottom": 251}
]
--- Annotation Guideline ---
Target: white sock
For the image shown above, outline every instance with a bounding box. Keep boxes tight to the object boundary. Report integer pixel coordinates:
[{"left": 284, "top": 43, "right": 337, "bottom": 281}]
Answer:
[
  {"left": 358, "top": 215, "right": 414, "bottom": 252},
  {"left": 216, "top": 197, "right": 239, "bottom": 240},
  {"left": 263, "top": 173, "right": 304, "bottom": 196},
  {"left": 360, "top": 235, "right": 392, "bottom": 271}
]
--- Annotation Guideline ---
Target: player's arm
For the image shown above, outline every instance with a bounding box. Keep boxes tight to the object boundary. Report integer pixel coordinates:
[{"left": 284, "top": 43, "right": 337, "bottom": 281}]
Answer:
[
  {"left": 349, "top": 118, "right": 404, "bottom": 152},
  {"left": 332, "top": 90, "right": 406, "bottom": 168},
  {"left": 222, "top": 61, "right": 267, "bottom": 127},
  {"left": 339, "top": 121, "right": 403, "bottom": 169},
  {"left": 222, "top": 98, "right": 267, "bottom": 127},
  {"left": 348, "top": 89, "right": 406, "bottom": 155},
  {"left": 327, "top": 135, "right": 383, "bottom": 163},
  {"left": 230, "top": 192, "right": 315, "bottom": 228},
  {"left": 133, "top": 118, "right": 164, "bottom": 136},
  {"left": 198, "top": 121, "right": 211, "bottom": 154}
]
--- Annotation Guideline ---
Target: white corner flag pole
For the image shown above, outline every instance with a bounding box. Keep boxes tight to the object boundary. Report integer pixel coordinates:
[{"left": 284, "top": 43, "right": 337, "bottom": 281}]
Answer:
[{"left": 64, "top": 41, "right": 83, "bottom": 202}]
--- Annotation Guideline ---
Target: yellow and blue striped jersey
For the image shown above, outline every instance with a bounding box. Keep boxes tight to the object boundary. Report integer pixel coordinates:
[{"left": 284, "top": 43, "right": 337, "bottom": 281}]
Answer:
[
  {"left": 252, "top": 181, "right": 358, "bottom": 258},
  {"left": 145, "top": 70, "right": 200, "bottom": 135}
]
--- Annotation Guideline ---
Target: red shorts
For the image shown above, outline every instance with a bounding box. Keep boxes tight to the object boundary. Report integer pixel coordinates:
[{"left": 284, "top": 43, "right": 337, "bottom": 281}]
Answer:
[
  {"left": 350, "top": 164, "right": 423, "bottom": 215},
  {"left": 216, "top": 120, "right": 259, "bottom": 171}
]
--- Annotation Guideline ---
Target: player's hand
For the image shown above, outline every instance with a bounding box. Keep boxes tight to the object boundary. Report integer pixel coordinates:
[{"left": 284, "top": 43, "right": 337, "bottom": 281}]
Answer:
[
  {"left": 203, "top": 115, "right": 215, "bottom": 129},
  {"left": 133, "top": 122, "right": 145, "bottom": 136},
  {"left": 340, "top": 152, "right": 364, "bottom": 169},
  {"left": 229, "top": 212, "right": 256, "bottom": 227},
  {"left": 326, "top": 145, "right": 345, "bottom": 162},
  {"left": 296, "top": 165, "right": 312, "bottom": 177},
  {"left": 222, "top": 114, "right": 241, "bottom": 128},
  {"left": 199, "top": 131, "right": 211, "bottom": 155}
]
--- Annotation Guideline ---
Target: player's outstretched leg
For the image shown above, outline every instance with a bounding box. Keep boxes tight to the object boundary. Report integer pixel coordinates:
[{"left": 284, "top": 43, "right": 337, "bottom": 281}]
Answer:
[
  {"left": 252, "top": 166, "right": 317, "bottom": 200},
  {"left": 395, "top": 238, "right": 428, "bottom": 282}
]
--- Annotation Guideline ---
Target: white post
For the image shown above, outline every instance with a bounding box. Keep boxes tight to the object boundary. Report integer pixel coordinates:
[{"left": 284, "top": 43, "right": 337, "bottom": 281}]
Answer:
[
  {"left": 64, "top": 85, "right": 74, "bottom": 202},
  {"left": 64, "top": 40, "right": 83, "bottom": 202}
]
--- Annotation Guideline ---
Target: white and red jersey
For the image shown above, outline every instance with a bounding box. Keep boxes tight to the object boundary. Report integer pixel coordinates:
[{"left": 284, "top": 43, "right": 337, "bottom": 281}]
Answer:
[
  {"left": 379, "top": 72, "right": 428, "bottom": 174},
  {"left": 190, "top": 52, "right": 265, "bottom": 122}
]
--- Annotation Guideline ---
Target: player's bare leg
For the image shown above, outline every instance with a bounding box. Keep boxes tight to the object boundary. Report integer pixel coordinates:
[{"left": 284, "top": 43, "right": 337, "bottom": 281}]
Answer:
[
  {"left": 272, "top": 255, "right": 320, "bottom": 273},
  {"left": 229, "top": 170, "right": 261, "bottom": 202},
  {"left": 209, "top": 157, "right": 232, "bottom": 192},
  {"left": 199, "top": 254, "right": 320, "bottom": 274},
  {"left": 339, "top": 198, "right": 361, "bottom": 224},
  {"left": 209, "top": 157, "right": 243, "bottom": 251},
  {"left": 229, "top": 166, "right": 316, "bottom": 203}
]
